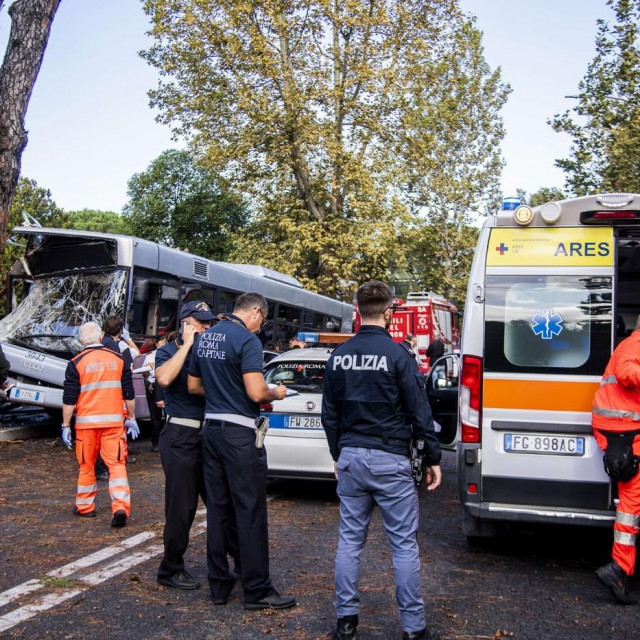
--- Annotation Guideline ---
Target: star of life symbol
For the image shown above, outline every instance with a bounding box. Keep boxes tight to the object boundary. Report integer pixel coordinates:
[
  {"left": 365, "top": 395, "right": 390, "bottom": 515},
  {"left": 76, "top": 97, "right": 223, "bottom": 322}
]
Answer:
[{"left": 530, "top": 309, "right": 564, "bottom": 340}]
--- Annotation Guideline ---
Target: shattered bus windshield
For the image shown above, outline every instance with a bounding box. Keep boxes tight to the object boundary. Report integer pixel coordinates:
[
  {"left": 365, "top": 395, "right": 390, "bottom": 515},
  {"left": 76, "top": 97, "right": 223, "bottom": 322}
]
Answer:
[{"left": 0, "top": 270, "right": 127, "bottom": 357}]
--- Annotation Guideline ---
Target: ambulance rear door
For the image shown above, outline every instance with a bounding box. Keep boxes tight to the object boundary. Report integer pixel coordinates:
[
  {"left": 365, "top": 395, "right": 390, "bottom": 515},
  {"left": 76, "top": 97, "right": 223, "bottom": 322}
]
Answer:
[{"left": 471, "top": 225, "right": 614, "bottom": 534}]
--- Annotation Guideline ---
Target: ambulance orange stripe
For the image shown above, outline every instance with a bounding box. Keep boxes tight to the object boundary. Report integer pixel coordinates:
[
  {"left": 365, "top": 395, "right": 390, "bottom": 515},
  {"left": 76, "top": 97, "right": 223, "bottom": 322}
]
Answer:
[{"left": 484, "top": 379, "right": 600, "bottom": 413}]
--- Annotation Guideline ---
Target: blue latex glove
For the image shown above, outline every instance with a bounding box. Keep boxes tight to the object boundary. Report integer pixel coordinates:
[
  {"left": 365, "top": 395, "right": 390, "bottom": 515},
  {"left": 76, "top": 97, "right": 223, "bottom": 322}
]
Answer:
[
  {"left": 121, "top": 327, "right": 131, "bottom": 342},
  {"left": 125, "top": 418, "right": 140, "bottom": 440},
  {"left": 61, "top": 426, "right": 73, "bottom": 450}
]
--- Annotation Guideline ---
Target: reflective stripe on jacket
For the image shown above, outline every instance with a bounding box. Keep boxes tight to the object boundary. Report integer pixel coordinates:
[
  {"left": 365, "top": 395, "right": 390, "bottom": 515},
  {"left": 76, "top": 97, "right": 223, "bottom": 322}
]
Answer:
[
  {"left": 592, "top": 331, "right": 640, "bottom": 433},
  {"left": 66, "top": 346, "right": 125, "bottom": 430}
]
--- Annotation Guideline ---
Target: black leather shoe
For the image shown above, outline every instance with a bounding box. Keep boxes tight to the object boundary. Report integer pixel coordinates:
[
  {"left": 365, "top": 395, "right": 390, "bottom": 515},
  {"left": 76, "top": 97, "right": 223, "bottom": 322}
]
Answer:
[
  {"left": 110, "top": 510, "right": 127, "bottom": 528},
  {"left": 157, "top": 570, "right": 201, "bottom": 590},
  {"left": 244, "top": 594, "right": 296, "bottom": 610},
  {"left": 73, "top": 506, "right": 96, "bottom": 518},
  {"left": 596, "top": 560, "right": 637, "bottom": 604},
  {"left": 402, "top": 627, "right": 441, "bottom": 640},
  {"left": 334, "top": 614, "right": 358, "bottom": 639}
]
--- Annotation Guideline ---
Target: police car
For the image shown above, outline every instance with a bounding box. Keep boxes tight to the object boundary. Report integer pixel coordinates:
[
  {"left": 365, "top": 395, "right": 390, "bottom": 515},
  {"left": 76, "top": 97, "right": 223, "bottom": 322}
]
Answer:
[
  {"left": 262, "top": 347, "right": 335, "bottom": 480},
  {"left": 261, "top": 345, "right": 459, "bottom": 481}
]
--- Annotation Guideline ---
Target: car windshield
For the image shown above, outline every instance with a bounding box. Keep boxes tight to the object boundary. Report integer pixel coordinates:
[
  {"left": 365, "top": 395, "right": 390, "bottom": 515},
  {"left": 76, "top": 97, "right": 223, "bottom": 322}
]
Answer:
[{"left": 264, "top": 360, "right": 326, "bottom": 393}]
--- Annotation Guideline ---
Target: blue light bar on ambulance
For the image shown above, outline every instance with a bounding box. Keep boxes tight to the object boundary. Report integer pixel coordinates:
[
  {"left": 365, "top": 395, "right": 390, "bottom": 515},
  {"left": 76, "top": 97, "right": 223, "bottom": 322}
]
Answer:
[
  {"left": 502, "top": 197, "right": 522, "bottom": 211},
  {"left": 580, "top": 210, "right": 640, "bottom": 225}
]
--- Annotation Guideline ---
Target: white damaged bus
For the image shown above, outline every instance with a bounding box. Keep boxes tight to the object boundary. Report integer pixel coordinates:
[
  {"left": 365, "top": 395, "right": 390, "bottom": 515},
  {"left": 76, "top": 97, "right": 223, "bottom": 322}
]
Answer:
[{"left": 0, "top": 226, "right": 353, "bottom": 420}]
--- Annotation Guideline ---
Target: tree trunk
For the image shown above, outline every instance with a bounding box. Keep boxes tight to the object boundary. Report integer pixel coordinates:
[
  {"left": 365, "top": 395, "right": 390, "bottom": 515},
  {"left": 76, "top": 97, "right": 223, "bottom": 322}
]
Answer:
[{"left": 0, "top": 0, "right": 60, "bottom": 255}]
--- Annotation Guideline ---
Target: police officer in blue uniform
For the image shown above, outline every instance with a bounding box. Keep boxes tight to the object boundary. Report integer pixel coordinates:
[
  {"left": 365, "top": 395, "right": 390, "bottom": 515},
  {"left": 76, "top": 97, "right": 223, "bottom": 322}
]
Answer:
[
  {"left": 187, "top": 292, "right": 296, "bottom": 610},
  {"left": 322, "top": 280, "right": 442, "bottom": 640},
  {"left": 155, "top": 301, "right": 240, "bottom": 591}
]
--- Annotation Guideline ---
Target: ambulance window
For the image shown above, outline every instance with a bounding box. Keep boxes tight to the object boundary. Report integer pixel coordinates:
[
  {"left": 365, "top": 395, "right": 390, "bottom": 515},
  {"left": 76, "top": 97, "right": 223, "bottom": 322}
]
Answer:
[{"left": 484, "top": 275, "right": 611, "bottom": 375}]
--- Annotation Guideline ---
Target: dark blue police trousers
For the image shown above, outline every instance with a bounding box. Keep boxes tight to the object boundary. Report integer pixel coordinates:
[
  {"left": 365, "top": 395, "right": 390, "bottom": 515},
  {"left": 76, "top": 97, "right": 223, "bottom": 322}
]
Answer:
[
  {"left": 157, "top": 421, "right": 207, "bottom": 578},
  {"left": 202, "top": 420, "right": 275, "bottom": 603}
]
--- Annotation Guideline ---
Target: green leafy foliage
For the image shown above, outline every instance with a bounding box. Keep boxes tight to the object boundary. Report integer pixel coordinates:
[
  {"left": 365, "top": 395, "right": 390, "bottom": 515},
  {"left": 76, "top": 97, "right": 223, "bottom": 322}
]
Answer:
[
  {"left": 8, "top": 177, "right": 66, "bottom": 229},
  {"left": 398, "top": 15, "right": 509, "bottom": 303},
  {"left": 551, "top": 0, "right": 640, "bottom": 194},
  {"left": 66, "top": 209, "right": 132, "bottom": 235},
  {"left": 529, "top": 187, "right": 566, "bottom": 207},
  {"left": 402, "top": 221, "right": 479, "bottom": 309},
  {"left": 123, "top": 149, "right": 248, "bottom": 260},
  {"left": 142, "top": 0, "right": 507, "bottom": 299}
]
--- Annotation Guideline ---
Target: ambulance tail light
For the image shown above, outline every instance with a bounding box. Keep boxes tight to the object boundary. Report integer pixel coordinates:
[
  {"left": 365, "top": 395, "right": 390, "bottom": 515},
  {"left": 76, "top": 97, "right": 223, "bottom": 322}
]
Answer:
[
  {"left": 260, "top": 403, "right": 273, "bottom": 412},
  {"left": 580, "top": 210, "right": 639, "bottom": 225},
  {"left": 460, "top": 355, "right": 482, "bottom": 443}
]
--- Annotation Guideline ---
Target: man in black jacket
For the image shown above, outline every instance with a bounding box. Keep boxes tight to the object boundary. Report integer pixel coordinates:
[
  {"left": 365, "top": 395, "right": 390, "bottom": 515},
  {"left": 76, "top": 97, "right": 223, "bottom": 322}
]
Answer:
[{"left": 322, "top": 280, "right": 441, "bottom": 640}]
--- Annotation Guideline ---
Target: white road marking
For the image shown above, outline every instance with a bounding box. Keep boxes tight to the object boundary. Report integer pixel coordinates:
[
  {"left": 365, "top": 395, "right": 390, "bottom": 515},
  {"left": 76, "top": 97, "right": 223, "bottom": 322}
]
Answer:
[
  {"left": 0, "top": 590, "right": 85, "bottom": 633},
  {"left": 0, "top": 580, "right": 43, "bottom": 608},
  {"left": 0, "top": 494, "right": 283, "bottom": 633},
  {"left": 80, "top": 545, "right": 164, "bottom": 586},
  {"left": 0, "top": 531, "right": 157, "bottom": 609},
  {"left": 48, "top": 531, "right": 156, "bottom": 578}
]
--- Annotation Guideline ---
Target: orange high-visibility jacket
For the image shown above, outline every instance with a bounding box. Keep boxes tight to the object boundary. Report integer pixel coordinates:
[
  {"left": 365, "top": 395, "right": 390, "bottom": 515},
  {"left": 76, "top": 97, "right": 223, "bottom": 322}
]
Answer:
[
  {"left": 592, "top": 331, "right": 640, "bottom": 433},
  {"left": 64, "top": 345, "right": 128, "bottom": 430}
]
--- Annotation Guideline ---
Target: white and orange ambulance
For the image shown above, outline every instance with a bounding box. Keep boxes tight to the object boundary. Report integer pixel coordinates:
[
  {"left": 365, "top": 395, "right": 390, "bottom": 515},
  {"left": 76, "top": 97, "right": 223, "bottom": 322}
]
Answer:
[{"left": 457, "top": 193, "right": 640, "bottom": 539}]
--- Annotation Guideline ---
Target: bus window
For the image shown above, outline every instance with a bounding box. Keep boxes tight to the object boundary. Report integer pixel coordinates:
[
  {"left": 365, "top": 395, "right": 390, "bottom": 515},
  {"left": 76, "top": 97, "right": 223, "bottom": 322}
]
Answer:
[
  {"left": 325, "top": 317, "right": 340, "bottom": 332},
  {"left": 303, "top": 309, "right": 315, "bottom": 329},
  {"left": 129, "top": 279, "right": 179, "bottom": 337},
  {"left": 276, "top": 304, "right": 302, "bottom": 342},
  {"left": 182, "top": 285, "right": 215, "bottom": 308},
  {"left": 218, "top": 290, "right": 237, "bottom": 315},
  {"left": 159, "top": 285, "right": 179, "bottom": 333}
]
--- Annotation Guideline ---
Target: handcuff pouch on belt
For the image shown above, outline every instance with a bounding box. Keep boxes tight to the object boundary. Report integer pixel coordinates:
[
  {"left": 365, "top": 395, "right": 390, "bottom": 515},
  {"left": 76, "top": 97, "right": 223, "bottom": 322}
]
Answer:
[
  {"left": 602, "top": 430, "right": 640, "bottom": 482},
  {"left": 409, "top": 437, "right": 427, "bottom": 486}
]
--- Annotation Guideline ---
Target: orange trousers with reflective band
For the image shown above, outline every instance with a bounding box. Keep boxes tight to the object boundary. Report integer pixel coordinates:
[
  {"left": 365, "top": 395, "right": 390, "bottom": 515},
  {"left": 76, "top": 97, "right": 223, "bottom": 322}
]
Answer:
[
  {"left": 594, "top": 430, "right": 640, "bottom": 575},
  {"left": 75, "top": 427, "right": 130, "bottom": 517}
]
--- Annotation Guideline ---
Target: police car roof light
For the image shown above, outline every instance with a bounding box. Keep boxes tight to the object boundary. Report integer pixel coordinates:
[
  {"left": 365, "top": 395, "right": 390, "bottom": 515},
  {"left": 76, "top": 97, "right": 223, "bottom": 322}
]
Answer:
[{"left": 297, "top": 331, "right": 354, "bottom": 345}]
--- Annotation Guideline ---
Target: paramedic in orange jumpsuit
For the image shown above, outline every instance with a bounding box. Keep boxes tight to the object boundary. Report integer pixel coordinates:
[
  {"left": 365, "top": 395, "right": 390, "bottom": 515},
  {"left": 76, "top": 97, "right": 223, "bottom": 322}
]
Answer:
[
  {"left": 592, "top": 315, "right": 640, "bottom": 604},
  {"left": 62, "top": 321, "right": 138, "bottom": 528}
]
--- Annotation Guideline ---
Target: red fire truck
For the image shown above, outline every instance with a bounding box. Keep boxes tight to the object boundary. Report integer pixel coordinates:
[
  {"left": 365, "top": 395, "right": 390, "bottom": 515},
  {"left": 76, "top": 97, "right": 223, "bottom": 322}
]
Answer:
[{"left": 354, "top": 291, "right": 461, "bottom": 371}]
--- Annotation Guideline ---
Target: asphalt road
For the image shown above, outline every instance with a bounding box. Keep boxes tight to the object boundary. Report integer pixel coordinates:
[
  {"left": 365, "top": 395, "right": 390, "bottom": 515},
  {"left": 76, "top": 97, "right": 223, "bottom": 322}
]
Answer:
[{"left": 0, "top": 427, "right": 637, "bottom": 640}]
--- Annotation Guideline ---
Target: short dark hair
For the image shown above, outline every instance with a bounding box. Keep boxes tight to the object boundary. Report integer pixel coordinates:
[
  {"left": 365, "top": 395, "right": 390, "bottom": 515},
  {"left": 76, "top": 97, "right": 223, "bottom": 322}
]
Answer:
[
  {"left": 357, "top": 280, "right": 393, "bottom": 319},
  {"left": 234, "top": 292, "right": 268, "bottom": 315},
  {"left": 103, "top": 316, "right": 123, "bottom": 337}
]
